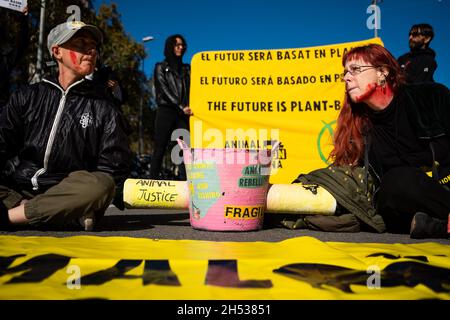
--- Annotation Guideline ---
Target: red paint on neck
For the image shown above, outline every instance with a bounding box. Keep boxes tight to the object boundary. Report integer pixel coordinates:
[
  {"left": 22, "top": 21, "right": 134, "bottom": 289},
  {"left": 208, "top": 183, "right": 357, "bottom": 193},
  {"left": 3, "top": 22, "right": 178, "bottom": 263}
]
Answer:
[
  {"left": 356, "top": 83, "right": 394, "bottom": 108},
  {"left": 371, "top": 84, "right": 394, "bottom": 107},
  {"left": 355, "top": 83, "right": 377, "bottom": 102}
]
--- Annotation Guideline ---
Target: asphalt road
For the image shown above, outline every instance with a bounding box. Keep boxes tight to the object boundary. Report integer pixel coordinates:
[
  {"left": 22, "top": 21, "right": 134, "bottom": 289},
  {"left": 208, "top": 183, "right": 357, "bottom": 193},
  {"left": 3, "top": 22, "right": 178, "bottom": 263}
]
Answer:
[{"left": 1, "top": 206, "right": 449, "bottom": 244}]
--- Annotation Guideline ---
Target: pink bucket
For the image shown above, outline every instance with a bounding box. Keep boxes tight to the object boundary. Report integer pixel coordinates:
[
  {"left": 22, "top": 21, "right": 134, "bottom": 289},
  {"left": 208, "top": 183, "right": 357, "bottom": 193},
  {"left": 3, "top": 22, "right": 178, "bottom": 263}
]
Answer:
[{"left": 177, "top": 139, "right": 279, "bottom": 231}]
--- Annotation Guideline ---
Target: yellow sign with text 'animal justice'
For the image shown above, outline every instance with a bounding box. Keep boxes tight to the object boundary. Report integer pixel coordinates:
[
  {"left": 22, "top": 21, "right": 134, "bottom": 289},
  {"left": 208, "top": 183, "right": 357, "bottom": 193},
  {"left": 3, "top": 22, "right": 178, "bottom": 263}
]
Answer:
[
  {"left": 189, "top": 38, "right": 384, "bottom": 184},
  {"left": 0, "top": 236, "right": 449, "bottom": 300}
]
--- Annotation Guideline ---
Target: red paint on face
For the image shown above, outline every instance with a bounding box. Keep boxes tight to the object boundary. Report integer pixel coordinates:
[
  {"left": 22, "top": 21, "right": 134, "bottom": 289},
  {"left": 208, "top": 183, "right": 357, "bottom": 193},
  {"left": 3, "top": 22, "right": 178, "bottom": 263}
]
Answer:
[
  {"left": 355, "top": 83, "right": 377, "bottom": 102},
  {"left": 355, "top": 82, "right": 394, "bottom": 107},
  {"left": 69, "top": 50, "right": 84, "bottom": 72},
  {"left": 69, "top": 51, "right": 78, "bottom": 66}
]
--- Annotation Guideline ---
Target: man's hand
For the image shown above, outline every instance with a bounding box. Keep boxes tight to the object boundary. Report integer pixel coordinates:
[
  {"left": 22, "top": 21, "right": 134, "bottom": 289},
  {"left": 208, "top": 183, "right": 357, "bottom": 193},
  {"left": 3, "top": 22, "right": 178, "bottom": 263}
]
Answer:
[{"left": 107, "top": 79, "right": 118, "bottom": 88}]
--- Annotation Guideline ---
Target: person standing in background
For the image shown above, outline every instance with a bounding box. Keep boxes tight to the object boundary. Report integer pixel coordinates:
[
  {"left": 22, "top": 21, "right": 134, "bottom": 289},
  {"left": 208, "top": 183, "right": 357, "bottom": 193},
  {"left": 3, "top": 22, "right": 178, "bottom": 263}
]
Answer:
[
  {"left": 398, "top": 23, "right": 437, "bottom": 83},
  {"left": 150, "top": 34, "right": 192, "bottom": 180}
]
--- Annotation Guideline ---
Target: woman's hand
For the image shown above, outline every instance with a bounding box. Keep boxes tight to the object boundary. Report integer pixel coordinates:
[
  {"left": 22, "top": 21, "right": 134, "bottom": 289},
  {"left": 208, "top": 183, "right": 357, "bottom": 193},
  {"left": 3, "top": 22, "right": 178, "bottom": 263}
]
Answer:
[{"left": 183, "top": 106, "right": 193, "bottom": 116}]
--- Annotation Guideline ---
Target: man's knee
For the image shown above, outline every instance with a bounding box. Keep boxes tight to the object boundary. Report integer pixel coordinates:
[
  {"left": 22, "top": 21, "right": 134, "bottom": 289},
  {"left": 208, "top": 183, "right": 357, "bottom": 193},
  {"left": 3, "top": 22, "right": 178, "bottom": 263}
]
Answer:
[
  {"left": 72, "top": 171, "right": 116, "bottom": 204},
  {"left": 24, "top": 171, "right": 116, "bottom": 227}
]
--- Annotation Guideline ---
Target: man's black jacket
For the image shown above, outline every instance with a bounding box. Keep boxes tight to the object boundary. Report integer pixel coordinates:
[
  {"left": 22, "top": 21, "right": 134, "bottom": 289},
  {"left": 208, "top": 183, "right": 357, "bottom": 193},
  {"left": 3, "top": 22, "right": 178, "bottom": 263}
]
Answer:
[
  {"left": 0, "top": 76, "right": 131, "bottom": 192},
  {"left": 398, "top": 48, "right": 437, "bottom": 83}
]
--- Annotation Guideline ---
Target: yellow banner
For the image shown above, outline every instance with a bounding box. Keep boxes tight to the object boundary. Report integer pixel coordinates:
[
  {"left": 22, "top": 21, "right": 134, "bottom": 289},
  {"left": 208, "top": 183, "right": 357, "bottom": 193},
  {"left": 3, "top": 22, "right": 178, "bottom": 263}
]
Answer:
[
  {"left": 1, "top": 236, "right": 449, "bottom": 300},
  {"left": 190, "top": 38, "right": 384, "bottom": 183}
]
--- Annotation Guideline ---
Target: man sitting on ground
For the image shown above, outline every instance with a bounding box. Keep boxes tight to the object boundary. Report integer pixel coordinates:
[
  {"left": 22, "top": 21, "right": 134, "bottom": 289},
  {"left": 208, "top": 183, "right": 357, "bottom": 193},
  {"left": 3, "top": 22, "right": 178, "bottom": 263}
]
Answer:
[{"left": 0, "top": 21, "right": 131, "bottom": 231}]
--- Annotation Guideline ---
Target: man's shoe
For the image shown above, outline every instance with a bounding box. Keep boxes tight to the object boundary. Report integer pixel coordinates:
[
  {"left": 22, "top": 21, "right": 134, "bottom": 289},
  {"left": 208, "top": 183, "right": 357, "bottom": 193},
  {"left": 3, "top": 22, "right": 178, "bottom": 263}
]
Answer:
[
  {"left": 410, "top": 212, "right": 448, "bottom": 239},
  {"left": 79, "top": 212, "right": 95, "bottom": 231}
]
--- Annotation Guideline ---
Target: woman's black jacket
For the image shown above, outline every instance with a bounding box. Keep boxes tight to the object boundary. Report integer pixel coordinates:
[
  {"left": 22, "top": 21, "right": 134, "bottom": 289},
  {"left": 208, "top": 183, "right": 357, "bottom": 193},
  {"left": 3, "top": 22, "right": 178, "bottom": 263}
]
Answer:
[{"left": 153, "top": 60, "right": 190, "bottom": 112}]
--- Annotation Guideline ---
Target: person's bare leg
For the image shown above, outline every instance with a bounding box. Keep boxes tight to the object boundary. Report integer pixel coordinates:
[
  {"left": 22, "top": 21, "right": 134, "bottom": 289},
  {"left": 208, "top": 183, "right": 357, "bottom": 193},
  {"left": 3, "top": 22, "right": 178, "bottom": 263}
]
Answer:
[{"left": 8, "top": 200, "right": 29, "bottom": 225}]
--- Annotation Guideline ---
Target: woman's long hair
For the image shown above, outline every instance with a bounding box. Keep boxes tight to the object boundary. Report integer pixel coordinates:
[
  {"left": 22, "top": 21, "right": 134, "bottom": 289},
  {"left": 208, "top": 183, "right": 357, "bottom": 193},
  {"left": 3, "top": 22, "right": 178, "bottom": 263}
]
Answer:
[
  {"left": 163, "top": 34, "right": 187, "bottom": 73},
  {"left": 330, "top": 44, "right": 405, "bottom": 166}
]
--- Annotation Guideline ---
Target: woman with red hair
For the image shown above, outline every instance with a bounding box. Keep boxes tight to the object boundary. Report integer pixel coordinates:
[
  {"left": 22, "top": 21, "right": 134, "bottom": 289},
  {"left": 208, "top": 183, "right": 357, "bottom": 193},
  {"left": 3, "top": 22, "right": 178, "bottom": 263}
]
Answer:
[{"left": 331, "top": 43, "right": 449, "bottom": 239}]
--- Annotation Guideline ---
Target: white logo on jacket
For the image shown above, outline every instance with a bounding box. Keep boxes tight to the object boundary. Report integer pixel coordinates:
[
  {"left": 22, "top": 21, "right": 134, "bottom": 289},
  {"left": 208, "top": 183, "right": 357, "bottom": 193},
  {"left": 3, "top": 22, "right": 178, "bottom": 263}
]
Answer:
[{"left": 80, "top": 113, "right": 93, "bottom": 128}]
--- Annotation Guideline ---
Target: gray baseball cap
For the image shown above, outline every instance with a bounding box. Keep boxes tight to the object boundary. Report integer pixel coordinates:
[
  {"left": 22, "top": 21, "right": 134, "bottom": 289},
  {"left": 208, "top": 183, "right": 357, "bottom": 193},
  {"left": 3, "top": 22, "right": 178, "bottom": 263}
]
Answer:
[{"left": 47, "top": 21, "right": 103, "bottom": 56}]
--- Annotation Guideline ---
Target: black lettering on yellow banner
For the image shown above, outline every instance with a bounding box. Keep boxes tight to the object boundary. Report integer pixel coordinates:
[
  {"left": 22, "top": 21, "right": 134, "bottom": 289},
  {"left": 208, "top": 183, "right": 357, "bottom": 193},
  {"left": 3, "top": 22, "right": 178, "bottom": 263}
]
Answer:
[
  {"left": 273, "top": 261, "right": 450, "bottom": 293},
  {"left": 229, "top": 101, "right": 274, "bottom": 112},
  {"left": 143, "top": 260, "right": 181, "bottom": 286},
  {"left": 290, "top": 100, "right": 341, "bottom": 112},
  {"left": 247, "top": 51, "right": 273, "bottom": 61},
  {"left": 329, "top": 47, "right": 351, "bottom": 58},
  {"left": 205, "top": 260, "right": 272, "bottom": 288},
  {"left": 277, "top": 75, "right": 317, "bottom": 85},
  {"left": 80, "top": 259, "right": 142, "bottom": 285},
  {"left": 78, "top": 259, "right": 181, "bottom": 287},
  {"left": 274, "top": 263, "right": 366, "bottom": 292},
  {"left": 0, "top": 254, "right": 70, "bottom": 284},
  {"left": 224, "top": 206, "right": 264, "bottom": 219},
  {"left": 0, "top": 254, "right": 26, "bottom": 274},
  {"left": 276, "top": 49, "right": 311, "bottom": 60},
  {"left": 225, "top": 140, "right": 263, "bottom": 149},
  {"left": 1, "top": 250, "right": 449, "bottom": 296},
  {"left": 213, "top": 52, "right": 245, "bottom": 61}
]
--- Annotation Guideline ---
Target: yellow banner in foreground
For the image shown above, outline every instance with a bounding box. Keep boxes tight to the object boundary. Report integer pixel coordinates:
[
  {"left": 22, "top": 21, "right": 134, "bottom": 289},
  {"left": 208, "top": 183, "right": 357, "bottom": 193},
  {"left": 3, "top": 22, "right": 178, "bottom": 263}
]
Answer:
[
  {"left": 0, "top": 236, "right": 449, "bottom": 300},
  {"left": 190, "top": 38, "right": 384, "bottom": 183}
]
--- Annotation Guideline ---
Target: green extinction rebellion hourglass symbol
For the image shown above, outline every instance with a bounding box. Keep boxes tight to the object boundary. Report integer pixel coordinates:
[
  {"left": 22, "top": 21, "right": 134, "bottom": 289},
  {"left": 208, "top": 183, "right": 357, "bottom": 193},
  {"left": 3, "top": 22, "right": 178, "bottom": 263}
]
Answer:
[{"left": 317, "top": 120, "right": 336, "bottom": 165}]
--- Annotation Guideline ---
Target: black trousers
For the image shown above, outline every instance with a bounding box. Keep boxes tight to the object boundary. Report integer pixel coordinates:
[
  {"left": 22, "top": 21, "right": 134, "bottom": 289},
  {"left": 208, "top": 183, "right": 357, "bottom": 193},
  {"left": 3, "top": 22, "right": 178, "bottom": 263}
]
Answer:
[
  {"left": 376, "top": 166, "right": 450, "bottom": 233},
  {"left": 150, "top": 106, "right": 189, "bottom": 180}
]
